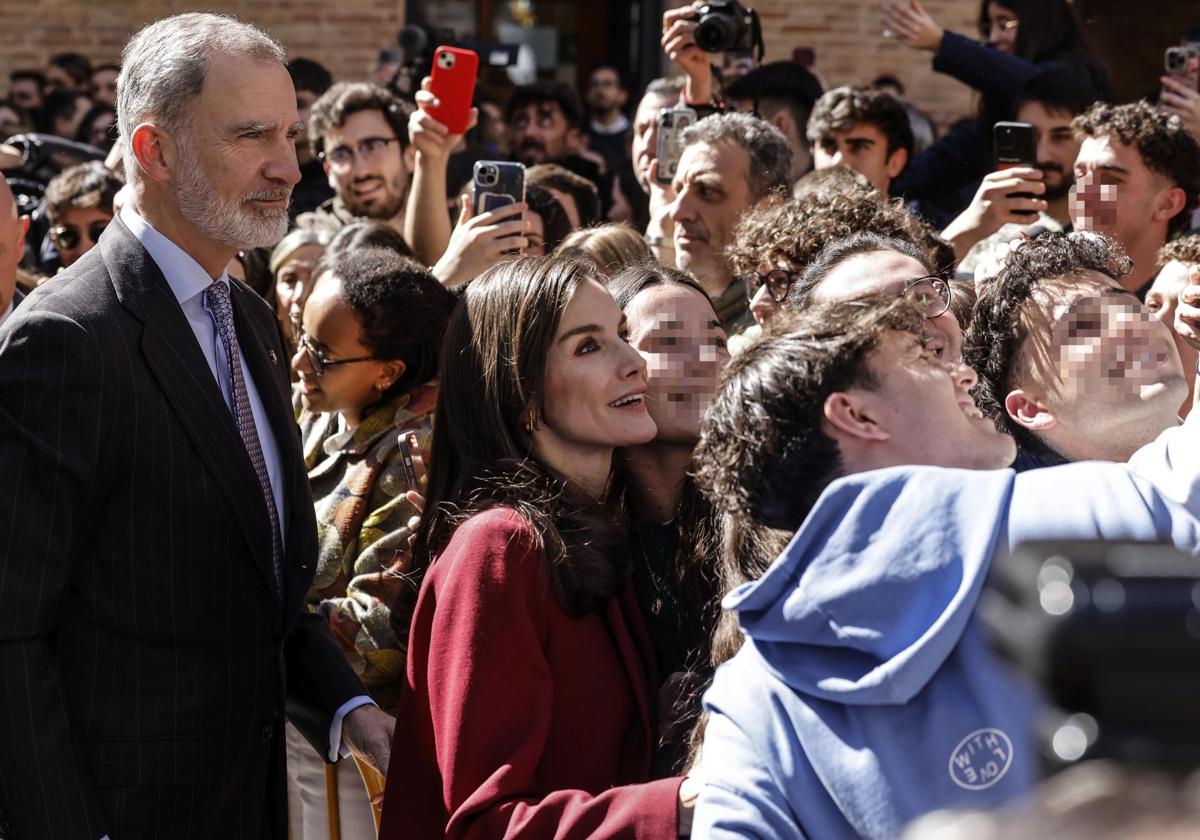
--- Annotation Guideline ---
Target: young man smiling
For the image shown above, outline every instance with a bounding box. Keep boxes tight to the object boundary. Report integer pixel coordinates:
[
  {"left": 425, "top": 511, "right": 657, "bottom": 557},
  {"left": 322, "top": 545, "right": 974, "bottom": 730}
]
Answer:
[
  {"left": 806, "top": 86, "right": 913, "bottom": 197},
  {"left": 307, "top": 81, "right": 414, "bottom": 238},
  {"left": 689, "top": 260, "right": 1200, "bottom": 838}
]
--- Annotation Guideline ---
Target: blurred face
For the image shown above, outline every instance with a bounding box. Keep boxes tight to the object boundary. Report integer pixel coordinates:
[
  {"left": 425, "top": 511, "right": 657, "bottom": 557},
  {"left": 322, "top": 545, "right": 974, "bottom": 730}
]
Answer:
[
  {"left": 632, "top": 92, "right": 675, "bottom": 192},
  {"left": 85, "top": 109, "right": 116, "bottom": 148},
  {"left": 54, "top": 95, "right": 92, "bottom": 139},
  {"left": 669, "top": 141, "right": 754, "bottom": 292},
  {"left": 625, "top": 284, "right": 730, "bottom": 443},
  {"left": 586, "top": 68, "right": 626, "bottom": 113},
  {"left": 845, "top": 330, "right": 1016, "bottom": 470},
  {"left": 813, "top": 123, "right": 906, "bottom": 195},
  {"left": 1145, "top": 260, "right": 1198, "bottom": 413},
  {"left": 1071, "top": 135, "right": 1175, "bottom": 255},
  {"left": 534, "top": 279, "right": 657, "bottom": 467},
  {"left": 51, "top": 206, "right": 111, "bottom": 268},
  {"left": 811, "top": 250, "right": 964, "bottom": 362},
  {"left": 9, "top": 78, "right": 41, "bottom": 111},
  {"left": 984, "top": 1, "right": 1019, "bottom": 53},
  {"left": 45, "top": 65, "right": 80, "bottom": 93},
  {"left": 322, "top": 109, "right": 413, "bottom": 221},
  {"left": 294, "top": 88, "right": 319, "bottom": 155},
  {"left": 171, "top": 55, "right": 300, "bottom": 250},
  {"left": 509, "top": 100, "right": 573, "bottom": 166},
  {"left": 274, "top": 243, "right": 324, "bottom": 339},
  {"left": 1014, "top": 275, "right": 1187, "bottom": 460},
  {"left": 0, "top": 105, "right": 28, "bottom": 138},
  {"left": 292, "top": 271, "right": 400, "bottom": 424},
  {"left": 92, "top": 68, "right": 118, "bottom": 108},
  {"left": 1016, "top": 100, "right": 1079, "bottom": 201}
]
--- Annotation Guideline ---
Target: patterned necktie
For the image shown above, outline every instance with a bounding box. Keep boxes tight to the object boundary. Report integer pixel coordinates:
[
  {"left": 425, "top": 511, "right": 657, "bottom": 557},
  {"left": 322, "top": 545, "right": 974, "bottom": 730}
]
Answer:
[{"left": 204, "top": 280, "right": 285, "bottom": 600}]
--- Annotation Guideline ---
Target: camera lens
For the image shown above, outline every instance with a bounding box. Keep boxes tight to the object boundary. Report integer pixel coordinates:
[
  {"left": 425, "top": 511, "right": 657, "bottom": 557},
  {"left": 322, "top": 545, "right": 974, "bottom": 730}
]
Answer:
[{"left": 694, "top": 14, "right": 737, "bottom": 52}]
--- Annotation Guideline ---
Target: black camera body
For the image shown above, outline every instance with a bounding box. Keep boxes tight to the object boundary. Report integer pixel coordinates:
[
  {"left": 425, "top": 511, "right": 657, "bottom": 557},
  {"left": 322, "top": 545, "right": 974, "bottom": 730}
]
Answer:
[{"left": 693, "top": 0, "right": 758, "bottom": 54}]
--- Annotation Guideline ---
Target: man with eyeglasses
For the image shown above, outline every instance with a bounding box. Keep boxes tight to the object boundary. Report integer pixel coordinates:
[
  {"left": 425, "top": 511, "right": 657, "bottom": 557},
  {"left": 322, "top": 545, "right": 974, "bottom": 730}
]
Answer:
[
  {"left": 42, "top": 160, "right": 122, "bottom": 271},
  {"left": 784, "top": 232, "right": 963, "bottom": 362},
  {"left": 305, "top": 81, "right": 414, "bottom": 239}
]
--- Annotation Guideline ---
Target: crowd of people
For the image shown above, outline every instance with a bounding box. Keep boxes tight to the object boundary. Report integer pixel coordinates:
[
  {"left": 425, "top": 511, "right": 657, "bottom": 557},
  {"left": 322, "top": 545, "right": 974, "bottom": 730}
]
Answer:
[{"left": 2, "top": 1, "right": 1200, "bottom": 838}]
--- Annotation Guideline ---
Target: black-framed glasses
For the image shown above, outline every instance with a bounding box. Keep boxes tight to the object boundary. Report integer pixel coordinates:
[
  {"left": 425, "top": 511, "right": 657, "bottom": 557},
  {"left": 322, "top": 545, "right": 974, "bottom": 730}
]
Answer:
[
  {"left": 296, "top": 326, "right": 379, "bottom": 377},
  {"left": 902, "top": 275, "right": 952, "bottom": 318},
  {"left": 51, "top": 219, "right": 109, "bottom": 251},
  {"left": 744, "top": 269, "right": 800, "bottom": 303},
  {"left": 319, "top": 136, "right": 401, "bottom": 170}
]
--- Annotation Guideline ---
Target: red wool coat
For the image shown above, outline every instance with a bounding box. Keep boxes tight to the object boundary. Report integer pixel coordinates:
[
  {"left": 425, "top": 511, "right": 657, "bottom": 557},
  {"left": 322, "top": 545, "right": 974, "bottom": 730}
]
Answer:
[{"left": 379, "top": 507, "right": 683, "bottom": 839}]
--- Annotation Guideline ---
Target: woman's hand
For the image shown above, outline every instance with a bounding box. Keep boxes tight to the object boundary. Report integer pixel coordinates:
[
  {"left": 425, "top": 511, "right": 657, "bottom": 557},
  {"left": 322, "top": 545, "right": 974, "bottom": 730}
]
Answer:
[
  {"left": 882, "top": 0, "right": 944, "bottom": 52},
  {"left": 432, "top": 199, "right": 530, "bottom": 288}
]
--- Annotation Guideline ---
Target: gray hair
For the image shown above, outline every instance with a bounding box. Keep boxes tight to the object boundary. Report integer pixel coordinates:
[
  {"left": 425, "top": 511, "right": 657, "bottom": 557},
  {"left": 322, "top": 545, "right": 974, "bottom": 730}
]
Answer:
[
  {"left": 680, "top": 112, "right": 793, "bottom": 199},
  {"left": 117, "top": 13, "right": 286, "bottom": 186}
]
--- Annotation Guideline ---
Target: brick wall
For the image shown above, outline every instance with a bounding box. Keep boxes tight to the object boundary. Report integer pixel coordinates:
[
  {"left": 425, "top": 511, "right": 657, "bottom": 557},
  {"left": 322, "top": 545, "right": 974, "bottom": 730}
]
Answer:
[
  {"left": 671, "top": 0, "right": 983, "bottom": 132},
  {"left": 0, "top": 0, "right": 406, "bottom": 92}
]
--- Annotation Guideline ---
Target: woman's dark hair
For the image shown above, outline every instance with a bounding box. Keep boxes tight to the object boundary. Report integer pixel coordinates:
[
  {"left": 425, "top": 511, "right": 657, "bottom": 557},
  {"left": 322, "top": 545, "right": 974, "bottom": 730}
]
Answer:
[
  {"left": 76, "top": 104, "right": 117, "bottom": 150},
  {"left": 326, "top": 220, "right": 415, "bottom": 260},
  {"left": 526, "top": 184, "right": 572, "bottom": 254},
  {"left": 407, "top": 256, "right": 631, "bottom": 627},
  {"left": 979, "top": 0, "right": 1090, "bottom": 63},
  {"left": 234, "top": 247, "right": 273, "bottom": 302},
  {"left": 323, "top": 246, "right": 457, "bottom": 401},
  {"left": 608, "top": 262, "right": 726, "bottom": 771}
]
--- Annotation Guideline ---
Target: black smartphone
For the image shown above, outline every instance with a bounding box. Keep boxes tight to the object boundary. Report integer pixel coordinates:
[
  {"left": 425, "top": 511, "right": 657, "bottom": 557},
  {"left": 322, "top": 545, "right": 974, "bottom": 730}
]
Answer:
[
  {"left": 397, "top": 432, "right": 418, "bottom": 491},
  {"left": 472, "top": 160, "right": 526, "bottom": 216},
  {"left": 656, "top": 107, "right": 697, "bottom": 185},
  {"left": 994, "top": 121, "right": 1038, "bottom": 217}
]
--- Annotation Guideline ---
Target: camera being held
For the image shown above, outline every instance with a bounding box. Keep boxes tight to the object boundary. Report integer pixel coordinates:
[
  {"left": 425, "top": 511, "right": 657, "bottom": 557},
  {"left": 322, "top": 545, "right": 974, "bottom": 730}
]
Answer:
[{"left": 691, "top": 1, "right": 763, "bottom": 60}]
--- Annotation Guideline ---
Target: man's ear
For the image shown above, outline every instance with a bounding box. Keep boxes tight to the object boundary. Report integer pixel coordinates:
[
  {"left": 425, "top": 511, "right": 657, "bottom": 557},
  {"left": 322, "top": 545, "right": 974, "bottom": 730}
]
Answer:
[
  {"left": 129, "top": 123, "right": 175, "bottom": 185},
  {"left": 769, "top": 109, "right": 795, "bottom": 143},
  {"left": 823, "top": 391, "right": 890, "bottom": 443},
  {"left": 402, "top": 143, "right": 416, "bottom": 174},
  {"left": 1004, "top": 389, "right": 1057, "bottom": 432},
  {"left": 1154, "top": 185, "right": 1187, "bottom": 227},
  {"left": 885, "top": 146, "right": 909, "bottom": 180},
  {"left": 16, "top": 214, "right": 28, "bottom": 252}
]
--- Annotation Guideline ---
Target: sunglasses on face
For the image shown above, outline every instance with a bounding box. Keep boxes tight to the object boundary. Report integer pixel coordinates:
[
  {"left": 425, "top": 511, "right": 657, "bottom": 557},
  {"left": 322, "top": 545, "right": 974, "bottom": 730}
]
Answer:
[
  {"left": 295, "top": 325, "right": 379, "bottom": 377},
  {"left": 51, "top": 219, "right": 109, "bottom": 251},
  {"left": 744, "top": 269, "right": 800, "bottom": 303}
]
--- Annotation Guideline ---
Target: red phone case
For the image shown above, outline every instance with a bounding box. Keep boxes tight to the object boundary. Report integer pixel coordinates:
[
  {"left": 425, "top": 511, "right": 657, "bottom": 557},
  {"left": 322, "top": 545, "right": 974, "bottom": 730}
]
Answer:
[{"left": 427, "top": 47, "right": 479, "bottom": 135}]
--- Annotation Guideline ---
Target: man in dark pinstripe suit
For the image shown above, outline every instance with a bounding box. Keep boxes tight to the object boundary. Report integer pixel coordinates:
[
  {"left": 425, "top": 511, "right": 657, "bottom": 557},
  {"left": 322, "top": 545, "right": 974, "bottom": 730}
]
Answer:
[{"left": 0, "top": 14, "right": 394, "bottom": 840}]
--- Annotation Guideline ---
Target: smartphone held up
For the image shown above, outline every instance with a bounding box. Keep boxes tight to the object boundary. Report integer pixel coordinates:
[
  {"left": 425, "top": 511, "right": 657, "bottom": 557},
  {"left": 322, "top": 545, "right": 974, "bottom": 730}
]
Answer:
[{"left": 426, "top": 46, "right": 479, "bottom": 134}]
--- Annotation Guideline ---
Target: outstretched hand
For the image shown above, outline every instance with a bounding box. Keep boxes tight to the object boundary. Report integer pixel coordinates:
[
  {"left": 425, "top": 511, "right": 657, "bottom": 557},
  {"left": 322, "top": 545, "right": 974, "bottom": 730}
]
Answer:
[{"left": 881, "top": 0, "right": 944, "bottom": 52}]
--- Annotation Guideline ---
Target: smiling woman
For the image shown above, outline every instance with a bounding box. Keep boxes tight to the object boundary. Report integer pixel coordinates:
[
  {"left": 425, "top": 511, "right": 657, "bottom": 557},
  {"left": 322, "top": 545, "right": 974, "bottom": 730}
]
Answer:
[{"left": 379, "top": 255, "right": 691, "bottom": 839}]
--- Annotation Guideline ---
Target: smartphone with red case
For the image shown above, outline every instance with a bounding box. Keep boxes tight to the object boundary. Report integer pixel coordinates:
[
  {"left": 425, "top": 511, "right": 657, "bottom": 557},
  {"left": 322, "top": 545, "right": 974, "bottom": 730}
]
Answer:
[{"left": 427, "top": 46, "right": 479, "bottom": 134}]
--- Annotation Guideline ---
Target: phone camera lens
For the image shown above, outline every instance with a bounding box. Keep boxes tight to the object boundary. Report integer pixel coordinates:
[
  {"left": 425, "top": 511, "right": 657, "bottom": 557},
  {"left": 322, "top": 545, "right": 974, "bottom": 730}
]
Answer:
[{"left": 439, "top": 52, "right": 455, "bottom": 69}]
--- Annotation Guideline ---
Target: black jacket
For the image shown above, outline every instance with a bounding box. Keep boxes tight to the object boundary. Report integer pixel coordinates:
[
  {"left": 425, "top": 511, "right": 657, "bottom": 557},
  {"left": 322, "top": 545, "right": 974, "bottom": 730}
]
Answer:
[{"left": 0, "top": 216, "right": 364, "bottom": 839}]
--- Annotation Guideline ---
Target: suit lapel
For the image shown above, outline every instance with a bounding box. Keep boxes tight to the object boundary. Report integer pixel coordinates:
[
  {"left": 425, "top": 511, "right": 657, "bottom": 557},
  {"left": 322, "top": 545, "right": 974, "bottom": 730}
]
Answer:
[{"left": 101, "top": 217, "right": 278, "bottom": 597}]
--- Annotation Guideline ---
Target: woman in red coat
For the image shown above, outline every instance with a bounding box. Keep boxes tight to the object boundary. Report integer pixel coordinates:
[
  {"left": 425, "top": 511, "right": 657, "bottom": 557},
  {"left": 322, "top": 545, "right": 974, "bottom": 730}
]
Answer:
[{"left": 379, "top": 256, "right": 692, "bottom": 839}]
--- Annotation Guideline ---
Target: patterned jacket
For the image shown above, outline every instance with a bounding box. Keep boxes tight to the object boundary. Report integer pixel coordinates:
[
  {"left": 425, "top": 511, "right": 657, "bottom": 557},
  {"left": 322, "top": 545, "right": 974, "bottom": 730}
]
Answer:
[{"left": 297, "top": 381, "right": 437, "bottom": 710}]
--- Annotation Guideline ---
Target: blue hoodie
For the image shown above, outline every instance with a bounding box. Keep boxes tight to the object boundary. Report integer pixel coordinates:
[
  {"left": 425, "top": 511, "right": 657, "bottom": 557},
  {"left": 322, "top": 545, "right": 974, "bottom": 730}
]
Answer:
[{"left": 694, "top": 462, "right": 1200, "bottom": 839}]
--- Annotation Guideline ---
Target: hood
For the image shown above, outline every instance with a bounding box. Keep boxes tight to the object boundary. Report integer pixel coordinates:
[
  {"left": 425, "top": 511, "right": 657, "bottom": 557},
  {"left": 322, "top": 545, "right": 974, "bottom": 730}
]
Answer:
[{"left": 725, "top": 466, "right": 1015, "bottom": 705}]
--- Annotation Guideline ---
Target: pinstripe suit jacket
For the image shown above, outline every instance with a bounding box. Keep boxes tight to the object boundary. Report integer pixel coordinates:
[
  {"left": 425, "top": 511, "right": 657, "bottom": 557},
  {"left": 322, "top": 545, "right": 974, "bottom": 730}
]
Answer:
[{"left": 0, "top": 217, "right": 365, "bottom": 840}]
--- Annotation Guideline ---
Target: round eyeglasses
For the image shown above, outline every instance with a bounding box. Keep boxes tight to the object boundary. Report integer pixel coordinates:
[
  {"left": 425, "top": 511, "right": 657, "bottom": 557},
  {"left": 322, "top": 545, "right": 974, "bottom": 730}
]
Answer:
[
  {"left": 744, "top": 269, "right": 801, "bottom": 303},
  {"left": 295, "top": 326, "right": 380, "bottom": 377},
  {"left": 902, "top": 275, "right": 952, "bottom": 318}
]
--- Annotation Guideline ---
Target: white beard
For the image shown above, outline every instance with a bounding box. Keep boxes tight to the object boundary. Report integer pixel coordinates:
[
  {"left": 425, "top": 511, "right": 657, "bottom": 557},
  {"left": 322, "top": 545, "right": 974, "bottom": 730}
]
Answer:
[{"left": 176, "top": 145, "right": 290, "bottom": 249}]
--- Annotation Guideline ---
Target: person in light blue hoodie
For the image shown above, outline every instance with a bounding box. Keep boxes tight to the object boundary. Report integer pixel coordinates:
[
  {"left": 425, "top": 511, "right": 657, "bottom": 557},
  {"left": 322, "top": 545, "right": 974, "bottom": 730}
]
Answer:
[{"left": 689, "top": 280, "right": 1200, "bottom": 839}]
